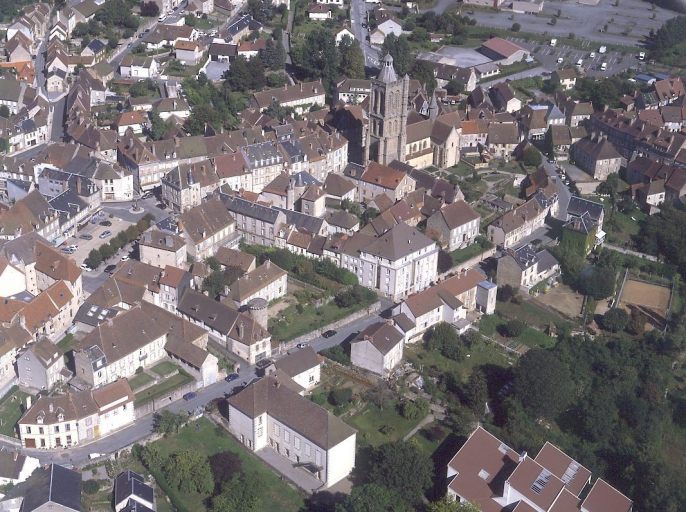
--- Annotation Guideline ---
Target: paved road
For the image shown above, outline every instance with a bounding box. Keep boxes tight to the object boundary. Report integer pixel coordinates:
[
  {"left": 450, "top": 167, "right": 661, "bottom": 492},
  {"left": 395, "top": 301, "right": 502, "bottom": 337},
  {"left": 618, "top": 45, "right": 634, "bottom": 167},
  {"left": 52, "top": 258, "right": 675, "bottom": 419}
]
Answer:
[
  {"left": 479, "top": 66, "right": 549, "bottom": 87},
  {"left": 12, "top": 302, "right": 389, "bottom": 466},
  {"left": 350, "top": 0, "right": 381, "bottom": 68},
  {"left": 543, "top": 160, "right": 572, "bottom": 221},
  {"left": 49, "top": 96, "right": 66, "bottom": 142}
]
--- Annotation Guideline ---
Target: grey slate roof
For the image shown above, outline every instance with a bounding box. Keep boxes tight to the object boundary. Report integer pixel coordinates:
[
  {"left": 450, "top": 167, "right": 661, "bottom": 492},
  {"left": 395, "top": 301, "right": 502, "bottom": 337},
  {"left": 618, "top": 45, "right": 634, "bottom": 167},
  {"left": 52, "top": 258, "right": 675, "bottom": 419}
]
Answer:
[
  {"left": 276, "top": 208, "right": 325, "bottom": 234},
  {"left": 362, "top": 222, "right": 435, "bottom": 261},
  {"left": 567, "top": 196, "right": 604, "bottom": 222},
  {"left": 114, "top": 471, "right": 154, "bottom": 508},
  {"left": 177, "top": 289, "right": 239, "bottom": 335},
  {"left": 223, "top": 195, "right": 281, "bottom": 224},
  {"left": 20, "top": 464, "right": 81, "bottom": 512},
  {"left": 275, "top": 346, "right": 320, "bottom": 377}
]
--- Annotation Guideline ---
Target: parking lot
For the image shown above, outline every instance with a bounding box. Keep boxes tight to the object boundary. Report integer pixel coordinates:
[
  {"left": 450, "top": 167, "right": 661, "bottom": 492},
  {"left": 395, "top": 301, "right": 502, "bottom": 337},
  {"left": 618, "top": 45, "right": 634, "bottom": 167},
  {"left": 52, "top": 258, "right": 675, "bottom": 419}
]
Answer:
[
  {"left": 63, "top": 216, "right": 134, "bottom": 268},
  {"left": 508, "top": 36, "right": 643, "bottom": 77}
]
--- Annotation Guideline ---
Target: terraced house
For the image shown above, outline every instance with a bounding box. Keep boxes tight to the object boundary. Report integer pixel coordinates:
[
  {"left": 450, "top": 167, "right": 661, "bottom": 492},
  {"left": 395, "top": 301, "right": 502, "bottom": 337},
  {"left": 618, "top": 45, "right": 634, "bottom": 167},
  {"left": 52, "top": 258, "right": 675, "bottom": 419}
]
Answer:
[{"left": 178, "top": 199, "right": 238, "bottom": 259}]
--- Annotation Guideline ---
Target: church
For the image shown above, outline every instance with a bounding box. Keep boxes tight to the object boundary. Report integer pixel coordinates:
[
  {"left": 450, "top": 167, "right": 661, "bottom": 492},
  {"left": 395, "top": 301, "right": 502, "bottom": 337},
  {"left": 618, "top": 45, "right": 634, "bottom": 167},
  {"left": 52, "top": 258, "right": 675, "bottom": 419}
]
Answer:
[{"left": 363, "top": 55, "right": 462, "bottom": 170}]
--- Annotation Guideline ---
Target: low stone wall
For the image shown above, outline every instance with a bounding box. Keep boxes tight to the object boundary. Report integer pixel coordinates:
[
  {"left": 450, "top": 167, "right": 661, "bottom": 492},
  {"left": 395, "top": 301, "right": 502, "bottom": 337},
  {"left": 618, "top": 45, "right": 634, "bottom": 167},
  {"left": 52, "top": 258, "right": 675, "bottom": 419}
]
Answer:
[
  {"left": 281, "top": 301, "right": 381, "bottom": 351},
  {"left": 134, "top": 381, "right": 198, "bottom": 419}
]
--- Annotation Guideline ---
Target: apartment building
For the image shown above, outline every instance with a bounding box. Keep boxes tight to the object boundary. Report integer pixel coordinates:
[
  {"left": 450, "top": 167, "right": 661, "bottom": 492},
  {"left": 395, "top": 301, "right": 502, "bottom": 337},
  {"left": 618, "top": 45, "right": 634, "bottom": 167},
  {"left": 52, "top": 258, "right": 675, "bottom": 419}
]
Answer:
[
  {"left": 18, "top": 379, "right": 135, "bottom": 449},
  {"left": 17, "top": 338, "right": 70, "bottom": 391},
  {"left": 139, "top": 229, "right": 187, "bottom": 269},
  {"left": 426, "top": 200, "right": 481, "bottom": 251},
  {"left": 225, "top": 260, "right": 288, "bottom": 308},
  {"left": 179, "top": 199, "right": 238, "bottom": 259}
]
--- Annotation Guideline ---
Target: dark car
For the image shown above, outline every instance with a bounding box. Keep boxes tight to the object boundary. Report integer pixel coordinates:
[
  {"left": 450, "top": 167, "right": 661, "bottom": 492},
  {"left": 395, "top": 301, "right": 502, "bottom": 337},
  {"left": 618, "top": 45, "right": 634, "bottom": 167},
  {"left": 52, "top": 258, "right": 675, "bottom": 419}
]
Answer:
[
  {"left": 322, "top": 329, "right": 337, "bottom": 338},
  {"left": 156, "top": 203, "right": 167, "bottom": 210},
  {"left": 225, "top": 373, "right": 239, "bottom": 383},
  {"left": 79, "top": 233, "right": 94, "bottom": 240},
  {"left": 99, "top": 220, "right": 112, "bottom": 227},
  {"left": 104, "top": 264, "right": 117, "bottom": 275},
  {"left": 183, "top": 392, "right": 197, "bottom": 401}
]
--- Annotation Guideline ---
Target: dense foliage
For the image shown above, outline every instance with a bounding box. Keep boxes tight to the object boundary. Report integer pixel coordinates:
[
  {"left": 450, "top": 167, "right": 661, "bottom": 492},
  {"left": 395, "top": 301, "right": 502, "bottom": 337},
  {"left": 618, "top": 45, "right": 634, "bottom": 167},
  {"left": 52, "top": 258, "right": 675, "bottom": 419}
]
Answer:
[
  {"left": 182, "top": 74, "right": 247, "bottom": 134},
  {"left": 635, "top": 204, "right": 686, "bottom": 277},
  {"left": 367, "top": 442, "right": 434, "bottom": 505},
  {"left": 425, "top": 322, "right": 465, "bottom": 361},
  {"left": 574, "top": 76, "right": 639, "bottom": 110},
  {"left": 651, "top": 15, "right": 686, "bottom": 63}
]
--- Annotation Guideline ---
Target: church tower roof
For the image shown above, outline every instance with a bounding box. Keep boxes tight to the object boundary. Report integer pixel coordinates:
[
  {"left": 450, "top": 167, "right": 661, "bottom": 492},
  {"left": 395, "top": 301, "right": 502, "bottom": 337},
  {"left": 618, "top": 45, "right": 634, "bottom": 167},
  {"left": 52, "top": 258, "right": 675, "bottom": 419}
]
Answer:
[{"left": 377, "top": 54, "right": 398, "bottom": 84}]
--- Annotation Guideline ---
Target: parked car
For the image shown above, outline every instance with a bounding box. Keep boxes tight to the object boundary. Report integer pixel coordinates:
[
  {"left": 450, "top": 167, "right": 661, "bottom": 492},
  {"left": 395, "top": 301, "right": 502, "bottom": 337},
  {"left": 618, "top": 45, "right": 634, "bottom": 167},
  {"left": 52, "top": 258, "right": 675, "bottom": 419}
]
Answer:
[
  {"left": 79, "top": 233, "right": 93, "bottom": 240},
  {"left": 61, "top": 247, "right": 75, "bottom": 254},
  {"left": 296, "top": 342, "right": 309, "bottom": 349},
  {"left": 182, "top": 392, "right": 197, "bottom": 401},
  {"left": 80, "top": 264, "right": 92, "bottom": 272},
  {"left": 322, "top": 329, "right": 337, "bottom": 338},
  {"left": 104, "top": 264, "right": 117, "bottom": 275},
  {"left": 121, "top": 255, "right": 130, "bottom": 261},
  {"left": 225, "top": 373, "right": 239, "bottom": 383},
  {"left": 99, "top": 220, "right": 112, "bottom": 227},
  {"left": 99, "top": 230, "right": 112, "bottom": 239}
]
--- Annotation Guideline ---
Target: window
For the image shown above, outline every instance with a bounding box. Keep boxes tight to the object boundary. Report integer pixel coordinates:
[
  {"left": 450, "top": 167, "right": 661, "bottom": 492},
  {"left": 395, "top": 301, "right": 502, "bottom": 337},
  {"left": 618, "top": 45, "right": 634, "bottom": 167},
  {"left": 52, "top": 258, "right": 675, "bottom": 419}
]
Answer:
[
  {"left": 65, "top": 424, "right": 70, "bottom": 432},
  {"left": 294, "top": 436, "right": 301, "bottom": 449},
  {"left": 305, "top": 443, "right": 311, "bottom": 456},
  {"left": 284, "top": 430, "right": 290, "bottom": 443},
  {"left": 40, "top": 439, "right": 46, "bottom": 448},
  {"left": 26, "top": 426, "right": 31, "bottom": 434},
  {"left": 257, "top": 427, "right": 263, "bottom": 437},
  {"left": 273, "top": 424, "right": 280, "bottom": 436},
  {"left": 39, "top": 427, "right": 44, "bottom": 435}
]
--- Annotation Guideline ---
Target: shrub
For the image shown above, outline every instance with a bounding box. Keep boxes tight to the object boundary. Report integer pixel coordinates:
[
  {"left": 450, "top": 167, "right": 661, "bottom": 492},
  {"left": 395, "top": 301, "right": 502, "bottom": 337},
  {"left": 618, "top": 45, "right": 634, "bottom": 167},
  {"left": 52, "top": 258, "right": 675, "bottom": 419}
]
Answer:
[
  {"left": 83, "top": 480, "right": 100, "bottom": 494},
  {"left": 329, "top": 387, "right": 353, "bottom": 406},
  {"left": 603, "top": 308, "right": 629, "bottom": 332},
  {"left": 497, "top": 284, "right": 517, "bottom": 302},
  {"left": 505, "top": 319, "right": 525, "bottom": 337},
  {"left": 321, "top": 345, "right": 350, "bottom": 365}
]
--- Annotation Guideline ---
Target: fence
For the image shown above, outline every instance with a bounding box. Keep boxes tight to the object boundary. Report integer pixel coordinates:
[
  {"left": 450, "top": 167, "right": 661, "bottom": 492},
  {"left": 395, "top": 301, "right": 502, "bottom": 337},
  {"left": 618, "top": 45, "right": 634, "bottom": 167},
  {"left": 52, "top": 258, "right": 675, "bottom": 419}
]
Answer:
[{"left": 134, "top": 381, "right": 198, "bottom": 419}]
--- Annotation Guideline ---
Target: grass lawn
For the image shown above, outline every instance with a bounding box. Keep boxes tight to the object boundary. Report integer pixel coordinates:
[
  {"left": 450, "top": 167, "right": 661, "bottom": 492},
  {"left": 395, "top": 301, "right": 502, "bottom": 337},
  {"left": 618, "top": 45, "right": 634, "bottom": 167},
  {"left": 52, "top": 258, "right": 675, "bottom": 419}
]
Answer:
[
  {"left": 604, "top": 208, "right": 646, "bottom": 247},
  {"left": 479, "top": 310, "right": 557, "bottom": 350},
  {"left": 269, "top": 298, "right": 374, "bottom": 342},
  {"left": 57, "top": 333, "right": 77, "bottom": 352},
  {"left": 0, "top": 387, "right": 32, "bottom": 437},
  {"left": 446, "top": 161, "right": 474, "bottom": 178},
  {"left": 128, "top": 372, "right": 155, "bottom": 391},
  {"left": 134, "top": 371, "right": 194, "bottom": 407},
  {"left": 150, "top": 361, "right": 180, "bottom": 377},
  {"left": 347, "top": 401, "right": 425, "bottom": 448},
  {"left": 148, "top": 418, "right": 304, "bottom": 512},
  {"left": 405, "top": 339, "right": 512, "bottom": 384},
  {"left": 450, "top": 240, "right": 493, "bottom": 266},
  {"left": 497, "top": 300, "right": 570, "bottom": 330}
]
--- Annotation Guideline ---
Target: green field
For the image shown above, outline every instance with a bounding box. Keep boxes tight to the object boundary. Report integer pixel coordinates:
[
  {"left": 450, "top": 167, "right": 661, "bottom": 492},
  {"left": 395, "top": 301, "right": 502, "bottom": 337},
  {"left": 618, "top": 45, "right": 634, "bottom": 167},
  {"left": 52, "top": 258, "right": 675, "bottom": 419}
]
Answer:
[
  {"left": 146, "top": 418, "right": 305, "bottom": 512},
  {"left": 134, "top": 371, "right": 194, "bottom": 407},
  {"left": 128, "top": 372, "right": 155, "bottom": 391},
  {"left": 0, "top": 387, "right": 32, "bottom": 437},
  {"left": 347, "top": 400, "right": 426, "bottom": 448},
  {"left": 150, "top": 361, "right": 180, "bottom": 377}
]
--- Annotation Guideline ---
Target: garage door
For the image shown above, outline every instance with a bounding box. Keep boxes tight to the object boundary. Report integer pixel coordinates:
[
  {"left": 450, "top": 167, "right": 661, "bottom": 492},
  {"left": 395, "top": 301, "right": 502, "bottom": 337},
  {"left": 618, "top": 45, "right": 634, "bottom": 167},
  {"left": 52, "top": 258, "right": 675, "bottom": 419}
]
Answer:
[{"left": 24, "top": 438, "right": 35, "bottom": 448}]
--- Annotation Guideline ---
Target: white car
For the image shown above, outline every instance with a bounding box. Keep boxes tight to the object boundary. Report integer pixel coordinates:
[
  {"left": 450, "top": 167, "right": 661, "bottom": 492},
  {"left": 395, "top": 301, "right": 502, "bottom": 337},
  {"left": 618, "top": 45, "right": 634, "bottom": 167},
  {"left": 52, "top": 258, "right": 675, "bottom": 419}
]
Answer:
[
  {"left": 80, "top": 263, "right": 92, "bottom": 272},
  {"left": 589, "top": 52, "right": 596, "bottom": 58},
  {"left": 121, "top": 255, "right": 130, "bottom": 261},
  {"left": 557, "top": 57, "right": 563, "bottom": 64}
]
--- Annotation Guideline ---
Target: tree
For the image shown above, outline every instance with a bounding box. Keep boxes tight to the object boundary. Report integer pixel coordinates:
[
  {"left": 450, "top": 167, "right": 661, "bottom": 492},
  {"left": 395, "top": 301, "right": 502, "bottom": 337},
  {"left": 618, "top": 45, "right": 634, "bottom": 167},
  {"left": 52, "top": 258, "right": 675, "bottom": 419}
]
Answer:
[
  {"left": 211, "top": 475, "right": 261, "bottom": 512},
  {"left": 246, "top": 0, "right": 273, "bottom": 23},
  {"left": 368, "top": 442, "right": 433, "bottom": 504},
  {"left": 163, "top": 451, "right": 213, "bottom": 495},
  {"left": 505, "top": 319, "right": 525, "bottom": 337},
  {"left": 140, "top": 0, "right": 160, "bottom": 16},
  {"left": 426, "top": 322, "right": 464, "bottom": 361},
  {"left": 400, "top": 398, "right": 430, "bottom": 420},
  {"left": 603, "top": 308, "right": 629, "bottom": 332},
  {"left": 511, "top": 22, "right": 521, "bottom": 32},
  {"left": 514, "top": 349, "right": 575, "bottom": 418},
  {"left": 208, "top": 451, "right": 242, "bottom": 488},
  {"left": 297, "top": 28, "right": 340, "bottom": 88},
  {"left": 550, "top": 16, "right": 557, "bottom": 25},
  {"left": 497, "top": 284, "right": 517, "bottom": 302},
  {"left": 465, "top": 370, "right": 488, "bottom": 415},
  {"left": 85, "top": 248, "right": 102, "bottom": 269},
  {"left": 338, "top": 36, "right": 365, "bottom": 79},
  {"left": 578, "top": 265, "right": 616, "bottom": 299},
  {"left": 148, "top": 112, "right": 169, "bottom": 141},
  {"left": 263, "top": 38, "right": 286, "bottom": 71},
  {"left": 225, "top": 56, "right": 266, "bottom": 92},
  {"left": 522, "top": 146, "right": 542, "bottom": 167},
  {"left": 446, "top": 79, "right": 465, "bottom": 95},
  {"left": 153, "top": 410, "right": 187, "bottom": 435},
  {"left": 381, "top": 34, "right": 413, "bottom": 76},
  {"left": 426, "top": 498, "right": 480, "bottom": 512},
  {"left": 329, "top": 387, "right": 353, "bottom": 406},
  {"left": 410, "top": 60, "right": 437, "bottom": 93},
  {"left": 335, "top": 484, "right": 412, "bottom": 512}
]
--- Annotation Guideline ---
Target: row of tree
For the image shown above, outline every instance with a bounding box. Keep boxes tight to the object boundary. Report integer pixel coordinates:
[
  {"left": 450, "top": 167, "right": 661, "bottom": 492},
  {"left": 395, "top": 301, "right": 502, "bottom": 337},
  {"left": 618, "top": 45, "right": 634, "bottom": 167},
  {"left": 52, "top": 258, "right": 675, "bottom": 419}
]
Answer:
[{"left": 85, "top": 214, "right": 154, "bottom": 269}]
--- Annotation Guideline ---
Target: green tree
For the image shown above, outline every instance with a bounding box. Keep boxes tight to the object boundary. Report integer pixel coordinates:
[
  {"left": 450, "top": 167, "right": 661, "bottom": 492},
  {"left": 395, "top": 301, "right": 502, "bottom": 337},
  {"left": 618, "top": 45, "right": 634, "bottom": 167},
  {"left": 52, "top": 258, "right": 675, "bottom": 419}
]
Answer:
[
  {"left": 246, "top": 0, "right": 273, "bottom": 23},
  {"left": 602, "top": 308, "right": 629, "bottom": 332},
  {"left": 511, "top": 22, "right": 521, "bottom": 32},
  {"left": 381, "top": 34, "right": 413, "bottom": 76},
  {"left": 140, "top": 1, "right": 159, "bottom": 16},
  {"left": 85, "top": 249, "right": 102, "bottom": 269},
  {"left": 368, "top": 442, "right": 433, "bottom": 504},
  {"left": 163, "top": 451, "right": 213, "bottom": 495},
  {"left": 185, "top": 13, "right": 198, "bottom": 25},
  {"left": 426, "top": 498, "right": 480, "bottom": 512},
  {"left": 148, "top": 112, "right": 169, "bottom": 141},
  {"left": 446, "top": 79, "right": 465, "bottom": 95},
  {"left": 298, "top": 28, "right": 340, "bottom": 89},
  {"left": 400, "top": 398, "right": 430, "bottom": 420},
  {"left": 505, "top": 319, "right": 525, "bottom": 337},
  {"left": 426, "top": 322, "right": 464, "bottom": 361},
  {"left": 263, "top": 38, "right": 286, "bottom": 71},
  {"left": 152, "top": 410, "right": 187, "bottom": 435},
  {"left": 208, "top": 451, "right": 243, "bottom": 489},
  {"left": 465, "top": 370, "right": 488, "bottom": 416},
  {"left": 211, "top": 475, "right": 261, "bottom": 512},
  {"left": 578, "top": 265, "right": 616, "bottom": 299},
  {"left": 514, "top": 349, "right": 575, "bottom": 418},
  {"left": 329, "top": 387, "right": 353, "bottom": 406},
  {"left": 410, "top": 60, "right": 437, "bottom": 93},
  {"left": 338, "top": 36, "right": 365, "bottom": 79},
  {"left": 522, "top": 146, "right": 542, "bottom": 167},
  {"left": 335, "top": 483, "right": 412, "bottom": 512}
]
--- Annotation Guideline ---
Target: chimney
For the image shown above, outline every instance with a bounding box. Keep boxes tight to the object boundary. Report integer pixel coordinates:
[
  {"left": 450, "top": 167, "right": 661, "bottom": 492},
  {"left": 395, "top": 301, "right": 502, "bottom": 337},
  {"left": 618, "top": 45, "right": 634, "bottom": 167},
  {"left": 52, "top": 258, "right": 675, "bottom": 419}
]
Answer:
[
  {"left": 25, "top": 396, "right": 31, "bottom": 409},
  {"left": 519, "top": 451, "right": 527, "bottom": 463},
  {"left": 237, "top": 322, "right": 244, "bottom": 339},
  {"left": 49, "top": 403, "right": 53, "bottom": 413}
]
